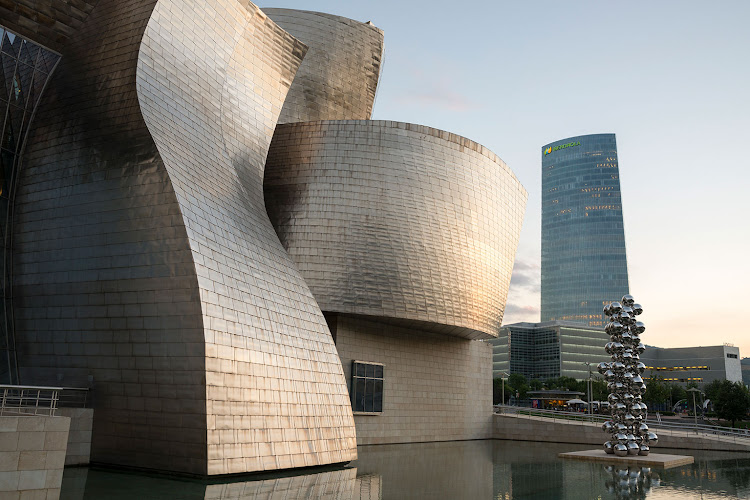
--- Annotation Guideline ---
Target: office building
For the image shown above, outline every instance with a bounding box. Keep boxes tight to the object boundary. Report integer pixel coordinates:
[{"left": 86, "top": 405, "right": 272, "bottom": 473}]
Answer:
[
  {"left": 490, "top": 322, "right": 608, "bottom": 380},
  {"left": 640, "top": 345, "right": 742, "bottom": 385},
  {"left": 541, "top": 134, "right": 630, "bottom": 327},
  {"left": 0, "top": 1, "right": 526, "bottom": 475}
]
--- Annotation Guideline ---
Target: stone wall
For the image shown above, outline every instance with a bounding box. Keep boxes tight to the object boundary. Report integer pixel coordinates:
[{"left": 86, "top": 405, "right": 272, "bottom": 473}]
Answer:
[
  {"left": 57, "top": 409, "right": 92, "bottom": 466},
  {"left": 493, "top": 414, "right": 750, "bottom": 452},
  {"left": 335, "top": 315, "right": 493, "bottom": 445},
  {"left": 0, "top": 415, "right": 70, "bottom": 500}
]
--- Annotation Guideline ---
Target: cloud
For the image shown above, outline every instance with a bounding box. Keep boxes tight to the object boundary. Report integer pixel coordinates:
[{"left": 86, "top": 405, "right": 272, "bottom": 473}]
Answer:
[
  {"left": 504, "top": 303, "right": 540, "bottom": 316},
  {"left": 508, "top": 258, "right": 541, "bottom": 293}
]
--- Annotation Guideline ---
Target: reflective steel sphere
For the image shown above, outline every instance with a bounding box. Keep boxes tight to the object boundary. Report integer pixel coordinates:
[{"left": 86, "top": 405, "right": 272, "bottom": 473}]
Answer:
[
  {"left": 597, "top": 362, "right": 610, "bottom": 374},
  {"left": 633, "top": 321, "right": 646, "bottom": 334},
  {"left": 627, "top": 441, "right": 640, "bottom": 455},
  {"left": 646, "top": 432, "right": 658, "bottom": 445},
  {"left": 632, "top": 304, "right": 643, "bottom": 315},
  {"left": 610, "top": 302, "right": 623, "bottom": 314},
  {"left": 621, "top": 295, "right": 635, "bottom": 306},
  {"left": 639, "top": 444, "right": 650, "bottom": 456},
  {"left": 614, "top": 443, "right": 628, "bottom": 457},
  {"left": 602, "top": 421, "right": 614, "bottom": 432},
  {"left": 604, "top": 441, "right": 615, "bottom": 454}
]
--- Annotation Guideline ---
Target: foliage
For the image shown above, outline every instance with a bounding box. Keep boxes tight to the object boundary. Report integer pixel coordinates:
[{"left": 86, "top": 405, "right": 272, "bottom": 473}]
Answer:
[
  {"left": 644, "top": 373, "right": 670, "bottom": 406},
  {"left": 529, "top": 379, "right": 543, "bottom": 391},
  {"left": 712, "top": 380, "right": 750, "bottom": 427}
]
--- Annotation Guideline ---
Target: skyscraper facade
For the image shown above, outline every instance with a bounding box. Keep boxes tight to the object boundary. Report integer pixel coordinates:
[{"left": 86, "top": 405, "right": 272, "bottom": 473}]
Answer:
[{"left": 541, "top": 133, "right": 629, "bottom": 327}]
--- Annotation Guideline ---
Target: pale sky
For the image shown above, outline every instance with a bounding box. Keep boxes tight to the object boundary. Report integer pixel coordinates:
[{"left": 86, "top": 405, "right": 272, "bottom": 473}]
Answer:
[{"left": 264, "top": 1, "right": 750, "bottom": 356}]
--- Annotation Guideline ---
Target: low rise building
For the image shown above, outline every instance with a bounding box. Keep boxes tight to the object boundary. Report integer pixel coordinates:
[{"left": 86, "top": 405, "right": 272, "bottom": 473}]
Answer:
[{"left": 640, "top": 345, "right": 742, "bottom": 385}]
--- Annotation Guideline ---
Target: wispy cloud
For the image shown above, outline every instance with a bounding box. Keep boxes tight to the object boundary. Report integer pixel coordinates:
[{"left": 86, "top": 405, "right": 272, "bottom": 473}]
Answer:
[{"left": 390, "top": 68, "right": 476, "bottom": 112}]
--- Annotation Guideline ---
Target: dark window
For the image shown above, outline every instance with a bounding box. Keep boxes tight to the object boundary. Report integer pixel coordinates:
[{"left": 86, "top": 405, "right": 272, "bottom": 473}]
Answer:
[
  {"left": 727, "top": 353, "right": 738, "bottom": 359},
  {"left": 352, "top": 361, "right": 384, "bottom": 413}
]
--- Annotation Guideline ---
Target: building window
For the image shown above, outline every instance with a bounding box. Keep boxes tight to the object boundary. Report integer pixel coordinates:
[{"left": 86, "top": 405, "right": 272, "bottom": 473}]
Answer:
[
  {"left": 727, "top": 353, "right": 738, "bottom": 359},
  {"left": 351, "top": 361, "right": 384, "bottom": 413}
]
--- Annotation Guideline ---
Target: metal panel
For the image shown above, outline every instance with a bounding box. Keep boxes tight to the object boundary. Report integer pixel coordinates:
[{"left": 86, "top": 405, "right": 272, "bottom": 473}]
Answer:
[
  {"left": 265, "top": 121, "right": 528, "bottom": 340},
  {"left": 137, "top": 0, "right": 356, "bottom": 475},
  {"left": 263, "top": 9, "right": 385, "bottom": 124}
]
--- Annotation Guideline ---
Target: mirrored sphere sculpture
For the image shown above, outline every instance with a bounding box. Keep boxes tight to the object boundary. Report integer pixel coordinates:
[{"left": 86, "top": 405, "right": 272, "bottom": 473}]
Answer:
[{"left": 602, "top": 296, "right": 657, "bottom": 455}]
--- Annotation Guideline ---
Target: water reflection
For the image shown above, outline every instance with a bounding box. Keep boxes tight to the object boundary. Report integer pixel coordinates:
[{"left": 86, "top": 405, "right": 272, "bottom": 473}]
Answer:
[{"left": 60, "top": 441, "right": 750, "bottom": 500}]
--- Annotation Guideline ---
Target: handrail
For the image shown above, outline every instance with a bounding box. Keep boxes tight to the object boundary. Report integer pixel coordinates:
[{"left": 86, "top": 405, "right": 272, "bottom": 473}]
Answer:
[
  {"left": 0, "top": 385, "right": 62, "bottom": 416},
  {"left": 495, "top": 404, "right": 750, "bottom": 441}
]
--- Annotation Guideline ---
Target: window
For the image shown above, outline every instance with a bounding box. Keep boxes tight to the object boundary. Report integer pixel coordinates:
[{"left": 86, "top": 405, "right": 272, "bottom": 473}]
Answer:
[
  {"left": 351, "top": 361, "right": 384, "bottom": 413},
  {"left": 727, "top": 353, "right": 738, "bottom": 359}
]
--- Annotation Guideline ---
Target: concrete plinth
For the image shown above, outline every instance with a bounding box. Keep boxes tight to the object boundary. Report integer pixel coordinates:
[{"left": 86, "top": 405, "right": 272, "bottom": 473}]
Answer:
[{"left": 559, "top": 449, "right": 694, "bottom": 469}]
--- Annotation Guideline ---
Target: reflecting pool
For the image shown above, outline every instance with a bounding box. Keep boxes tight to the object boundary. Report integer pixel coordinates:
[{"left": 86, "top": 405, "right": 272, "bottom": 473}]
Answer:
[{"left": 60, "top": 441, "right": 750, "bottom": 499}]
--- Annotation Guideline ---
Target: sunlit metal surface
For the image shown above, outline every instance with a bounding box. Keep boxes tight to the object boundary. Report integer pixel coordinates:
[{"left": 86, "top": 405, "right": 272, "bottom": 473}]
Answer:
[
  {"left": 138, "top": 0, "right": 356, "bottom": 475},
  {"left": 11, "top": 0, "right": 356, "bottom": 476},
  {"left": 265, "top": 120, "right": 528, "bottom": 339},
  {"left": 263, "top": 9, "right": 385, "bottom": 124}
]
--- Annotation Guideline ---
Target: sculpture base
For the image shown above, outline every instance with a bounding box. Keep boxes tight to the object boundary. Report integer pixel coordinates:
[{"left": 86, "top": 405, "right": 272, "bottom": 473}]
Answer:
[{"left": 558, "top": 449, "right": 694, "bottom": 469}]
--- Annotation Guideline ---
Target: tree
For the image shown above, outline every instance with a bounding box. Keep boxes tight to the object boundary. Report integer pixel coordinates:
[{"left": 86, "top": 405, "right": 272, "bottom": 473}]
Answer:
[
  {"left": 713, "top": 381, "right": 750, "bottom": 428},
  {"left": 529, "top": 379, "right": 543, "bottom": 391},
  {"left": 644, "top": 373, "right": 670, "bottom": 409},
  {"left": 592, "top": 380, "right": 608, "bottom": 401},
  {"left": 492, "top": 377, "right": 505, "bottom": 404},
  {"left": 668, "top": 383, "right": 686, "bottom": 409},
  {"left": 507, "top": 373, "right": 529, "bottom": 400}
]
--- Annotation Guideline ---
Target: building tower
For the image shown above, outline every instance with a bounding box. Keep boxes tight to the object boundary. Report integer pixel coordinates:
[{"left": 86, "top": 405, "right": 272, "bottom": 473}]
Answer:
[{"left": 541, "top": 133, "right": 629, "bottom": 327}]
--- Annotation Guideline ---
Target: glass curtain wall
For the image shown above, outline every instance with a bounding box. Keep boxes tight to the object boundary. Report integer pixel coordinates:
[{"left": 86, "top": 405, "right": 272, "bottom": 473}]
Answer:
[
  {"left": 0, "top": 27, "right": 60, "bottom": 383},
  {"left": 541, "top": 133, "right": 630, "bottom": 327}
]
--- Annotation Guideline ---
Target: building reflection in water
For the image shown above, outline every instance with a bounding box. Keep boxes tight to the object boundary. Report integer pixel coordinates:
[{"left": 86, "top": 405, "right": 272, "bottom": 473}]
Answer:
[{"left": 60, "top": 441, "right": 750, "bottom": 499}]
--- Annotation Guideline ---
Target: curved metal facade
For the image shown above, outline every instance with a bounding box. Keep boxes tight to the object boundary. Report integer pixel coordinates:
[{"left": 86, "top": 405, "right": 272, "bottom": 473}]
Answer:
[
  {"left": 262, "top": 9, "right": 384, "bottom": 124},
  {"left": 265, "top": 121, "right": 528, "bottom": 340},
  {"left": 137, "top": 0, "right": 356, "bottom": 475},
  {"left": 12, "top": 0, "right": 356, "bottom": 476}
]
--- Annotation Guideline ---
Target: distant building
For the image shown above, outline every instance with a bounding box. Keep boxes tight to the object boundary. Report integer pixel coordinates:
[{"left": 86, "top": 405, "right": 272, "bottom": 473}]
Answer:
[
  {"left": 490, "top": 321, "right": 608, "bottom": 380},
  {"left": 492, "top": 322, "right": 743, "bottom": 387},
  {"left": 541, "top": 134, "right": 630, "bottom": 327},
  {"left": 741, "top": 358, "right": 750, "bottom": 386},
  {"left": 640, "top": 345, "right": 742, "bottom": 385}
]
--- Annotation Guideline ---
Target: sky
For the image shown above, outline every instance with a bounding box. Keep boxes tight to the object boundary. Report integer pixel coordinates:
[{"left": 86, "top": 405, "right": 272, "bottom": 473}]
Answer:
[{"left": 263, "top": 1, "right": 750, "bottom": 355}]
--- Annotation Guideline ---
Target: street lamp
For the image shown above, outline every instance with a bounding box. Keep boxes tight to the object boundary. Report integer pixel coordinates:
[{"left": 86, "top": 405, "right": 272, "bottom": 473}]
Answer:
[
  {"left": 499, "top": 371, "right": 509, "bottom": 405},
  {"left": 687, "top": 387, "right": 701, "bottom": 427},
  {"left": 583, "top": 362, "right": 593, "bottom": 415}
]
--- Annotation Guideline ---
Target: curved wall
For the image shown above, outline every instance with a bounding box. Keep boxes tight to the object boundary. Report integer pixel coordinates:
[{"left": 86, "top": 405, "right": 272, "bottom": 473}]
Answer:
[
  {"left": 12, "top": 0, "right": 208, "bottom": 474},
  {"left": 262, "top": 9, "right": 384, "bottom": 124},
  {"left": 265, "top": 121, "right": 528, "bottom": 340},
  {"left": 137, "top": 0, "right": 356, "bottom": 475}
]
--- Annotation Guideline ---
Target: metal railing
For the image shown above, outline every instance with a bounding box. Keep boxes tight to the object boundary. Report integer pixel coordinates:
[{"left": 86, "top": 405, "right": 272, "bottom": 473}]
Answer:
[
  {"left": 495, "top": 405, "right": 750, "bottom": 445},
  {"left": 0, "top": 385, "right": 62, "bottom": 416}
]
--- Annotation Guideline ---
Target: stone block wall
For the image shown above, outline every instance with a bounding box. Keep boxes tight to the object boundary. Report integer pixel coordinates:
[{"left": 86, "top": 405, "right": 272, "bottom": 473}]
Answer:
[
  {"left": 334, "top": 315, "right": 493, "bottom": 445},
  {"left": 57, "top": 409, "right": 92, "bottom": 466},
  {"left": 0, "top": 415, "right": 70, "bottom": 500}
]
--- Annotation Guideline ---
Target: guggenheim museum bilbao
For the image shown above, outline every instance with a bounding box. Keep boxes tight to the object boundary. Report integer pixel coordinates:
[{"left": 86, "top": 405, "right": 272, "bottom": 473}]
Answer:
[{"left": 0, "top": 0, "right": 527, "bottom": 476}]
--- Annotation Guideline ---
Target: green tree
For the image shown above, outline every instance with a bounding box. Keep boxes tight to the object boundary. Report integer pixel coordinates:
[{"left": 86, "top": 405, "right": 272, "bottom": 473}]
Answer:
[
  {"left": 492, "top": 377, "right": 505, "bottom": 404},
  {"left": 507, "top": 373, "right": 529, "bottom": 400},
  {"left": 529, "top": 379, "right": 543, "bottom": 391},
  {"left": 713, "top": 381, "right": 750, "bottom": 427},
  {"left": 644, "top": 373, "right": 670, "bottom": 407},
  {"left": 592, "top": 380, "right": 608, "bottom": 401},
  {"left": 668, "top": 383, "right": 687, "bottom": 408}
]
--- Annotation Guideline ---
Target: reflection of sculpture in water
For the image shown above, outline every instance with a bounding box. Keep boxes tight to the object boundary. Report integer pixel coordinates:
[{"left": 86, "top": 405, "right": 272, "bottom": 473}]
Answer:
[
  {"left": 600, "top": 295, "right": 658, "bottom": 456},
  {"left": 604, "top": 465, "right": 661, "bottom": 499}
]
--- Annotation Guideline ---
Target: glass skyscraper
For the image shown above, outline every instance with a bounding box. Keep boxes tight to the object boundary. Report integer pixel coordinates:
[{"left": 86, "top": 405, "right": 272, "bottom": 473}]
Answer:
[{"left": 541, "top": 133, "right": 629, "bottom": 327}]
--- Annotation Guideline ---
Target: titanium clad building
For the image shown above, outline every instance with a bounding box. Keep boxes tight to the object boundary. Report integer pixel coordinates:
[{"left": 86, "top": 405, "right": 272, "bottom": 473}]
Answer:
[
  {"left": 1, "top": 0, "right": 526, "bottom": 475},
  {"left": 541, "top": 134, "right": 630, "bottom": 327},
  {"left": 490, "top": 321, "right": 608, "bottom": 380}
]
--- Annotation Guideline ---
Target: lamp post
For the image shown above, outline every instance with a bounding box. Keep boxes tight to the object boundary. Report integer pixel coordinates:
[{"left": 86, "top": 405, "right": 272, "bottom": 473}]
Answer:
[
  {"left": 687, "top": 387, "right": 701, "bottom": 427},
  {"left": 584, "top": 362, "right": 593, "bottom": 415},
  {"left": 499, "top": 371, "right": 509, "bottom": 405}
]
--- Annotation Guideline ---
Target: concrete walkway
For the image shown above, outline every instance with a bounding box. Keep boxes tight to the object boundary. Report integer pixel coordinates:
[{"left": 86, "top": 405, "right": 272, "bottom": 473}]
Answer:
[{"left": 493, "top": 413, "right": 750, "bottom": 452}]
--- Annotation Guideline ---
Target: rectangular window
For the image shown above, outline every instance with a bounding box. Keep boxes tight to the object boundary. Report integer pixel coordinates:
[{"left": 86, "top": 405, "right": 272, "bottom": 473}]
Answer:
[
  {"left": 727, "top": 353, "right": 738, "bottom": 359},
  {"left": 351, "top": 361, "right": 384, "bottom": 413}
]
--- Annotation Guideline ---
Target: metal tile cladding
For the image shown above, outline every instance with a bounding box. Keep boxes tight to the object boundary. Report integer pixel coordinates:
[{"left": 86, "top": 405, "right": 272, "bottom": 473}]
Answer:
[
  {"left": 265, "top": 121, "right": 528, "bottom": 340},
  {"left": 262, "top": 9, "right": 385, "bottom": 124},
  {"left": 12, "top": 0, "right": 356, "bottom": 476}
]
